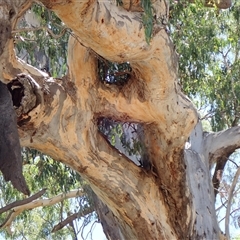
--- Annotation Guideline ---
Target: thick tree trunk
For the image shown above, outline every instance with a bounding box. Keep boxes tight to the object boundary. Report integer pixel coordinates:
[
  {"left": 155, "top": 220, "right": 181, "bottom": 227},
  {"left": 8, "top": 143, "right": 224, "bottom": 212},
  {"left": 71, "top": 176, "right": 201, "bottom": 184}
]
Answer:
[
  {"left": 92, "top": 192, "right": 125, "bottom": 240},
  {"left": 0, "top": 0, "right": 237, "bottom": 239}
]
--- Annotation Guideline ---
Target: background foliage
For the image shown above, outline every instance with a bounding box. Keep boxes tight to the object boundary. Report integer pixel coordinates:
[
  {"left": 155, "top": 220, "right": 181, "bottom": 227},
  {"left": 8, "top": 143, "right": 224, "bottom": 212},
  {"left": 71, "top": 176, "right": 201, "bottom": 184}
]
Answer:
[{"left": 169, "top": 0, "right": 240, "bottom": 131}]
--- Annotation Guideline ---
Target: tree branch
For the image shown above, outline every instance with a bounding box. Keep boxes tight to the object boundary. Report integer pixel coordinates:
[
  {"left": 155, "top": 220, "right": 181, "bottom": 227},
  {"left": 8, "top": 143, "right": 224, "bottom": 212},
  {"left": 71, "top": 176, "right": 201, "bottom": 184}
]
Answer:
[
  {"left": 92, "top": 192, "right": 125, "bottom": 240},
  {"left": 205, "top": 126, "right": 240, "bottom": 165},
  {"left": 39, "top": 0, "right": 161, "bottom": 61},
  {"left": 52, "top": 207, "right": 94, "bottom": 233},
  {"left": 5, "top": 40, "right": 49, "bottom": 81},
  {"left": 0, "top": 188, "right": 46, "bottom": 214},
  {"left": 67, "top": 34, "right": 197, "bottom": 151},
  {"left": 0, "top": 189, "right": 83, "bottom": 229},
  {"left": 0, "top": 1, "right": 198, "bottom": 238},
  {"left": 0, "top": 0, "right": 43, "bottom": 82},
  {"left": 204, "top": 126, "right": 240, "bottom": 197}
]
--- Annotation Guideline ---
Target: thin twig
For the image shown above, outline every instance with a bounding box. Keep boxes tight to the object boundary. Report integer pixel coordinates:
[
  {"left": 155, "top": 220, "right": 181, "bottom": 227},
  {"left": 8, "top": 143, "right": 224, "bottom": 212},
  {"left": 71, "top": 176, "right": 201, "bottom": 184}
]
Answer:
[
  {"left": 228, "top": 159, "right": 239, "bottom": 168},
  {"left": 216, "top": 199, "right": 228, "bottom": 213},
  {"left": 200, "top": 111, "right": 215, "bottom": 120},
  {"left": 219, "top": 206, "right": 240, "bottom": 224}
]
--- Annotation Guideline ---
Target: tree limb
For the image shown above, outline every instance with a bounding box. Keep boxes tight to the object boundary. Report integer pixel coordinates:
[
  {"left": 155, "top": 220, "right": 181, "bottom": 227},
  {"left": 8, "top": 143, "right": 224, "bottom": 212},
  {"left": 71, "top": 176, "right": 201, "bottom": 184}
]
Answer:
[
  {"left": 0, "top": 0, "right": 39, "bottom": 82},
  {"left": 205, "top": 126, "right": 240, "bottom": 165},
  {"left": 92, "top": 192, "right": 125, "bottom": 240},
  {"left": 0, "top": 189, "right": 83, "bottom": 229},
  {"left": 121, "top": 0, "right": 232, "bottom": 11},
  {"left": 204, "top": 126, "right": 240, "bottom": 197},
  {"left": 0, "top": 188, "right": 46, "bottom": 214},
  {"left": 52, "top": 207, "right": 94, "bottom": 233}
]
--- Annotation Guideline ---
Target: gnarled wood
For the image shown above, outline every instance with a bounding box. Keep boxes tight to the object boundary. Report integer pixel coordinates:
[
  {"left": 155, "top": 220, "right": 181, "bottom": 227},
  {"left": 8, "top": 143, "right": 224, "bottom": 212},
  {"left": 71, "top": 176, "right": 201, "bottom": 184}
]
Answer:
[{"left": 0, "top": 0, "right": 234, "bottom": 239}]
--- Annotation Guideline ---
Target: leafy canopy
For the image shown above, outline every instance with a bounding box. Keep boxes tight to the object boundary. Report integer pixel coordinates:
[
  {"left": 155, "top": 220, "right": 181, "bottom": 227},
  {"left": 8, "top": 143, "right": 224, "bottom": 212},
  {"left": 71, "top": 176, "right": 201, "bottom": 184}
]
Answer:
[{"left": 170, "top": 0, "right": 240, "bottom": 131}]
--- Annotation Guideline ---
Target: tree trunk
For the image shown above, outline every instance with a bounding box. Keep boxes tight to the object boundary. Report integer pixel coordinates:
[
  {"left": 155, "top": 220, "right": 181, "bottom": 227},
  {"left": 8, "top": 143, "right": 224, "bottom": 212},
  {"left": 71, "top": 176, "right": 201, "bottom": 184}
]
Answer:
[
  {"left": 92, "top": 192, "right": 125, "bottom": 240},
  {"left": 0, "top": 0, "right": 237, "bottom": 239}
]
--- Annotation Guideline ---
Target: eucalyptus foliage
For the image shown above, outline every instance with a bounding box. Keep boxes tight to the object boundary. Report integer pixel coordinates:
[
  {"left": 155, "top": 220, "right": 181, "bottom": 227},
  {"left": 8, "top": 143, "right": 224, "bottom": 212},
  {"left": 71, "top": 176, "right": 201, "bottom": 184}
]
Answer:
[
  {"left": 98, "top": 60, "right": 131, "bottom": 85},
  {"left": 15, "top": 4, "right": 69, "bottom": 78},
  {"left": 170, "top": 0, "right": 240, "bottom": 131},
  {"left": 141, "top": 0, "right": 154, "bottom": 44},
  {"left": 0, "top": 148, "right": 95, "bottom": 239}
]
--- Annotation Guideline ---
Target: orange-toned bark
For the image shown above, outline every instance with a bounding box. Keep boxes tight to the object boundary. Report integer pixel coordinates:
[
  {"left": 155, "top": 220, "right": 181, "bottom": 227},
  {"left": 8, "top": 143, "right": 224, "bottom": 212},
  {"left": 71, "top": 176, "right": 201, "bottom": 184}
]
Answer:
[{"left": 0, "top": 0, "right": 229, "bottom": 239}]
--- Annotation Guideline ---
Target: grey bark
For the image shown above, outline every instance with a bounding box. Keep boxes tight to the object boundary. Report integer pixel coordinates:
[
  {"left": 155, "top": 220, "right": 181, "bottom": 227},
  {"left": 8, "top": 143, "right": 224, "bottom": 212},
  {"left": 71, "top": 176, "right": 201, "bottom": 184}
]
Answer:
[
  {"left": 92, "top": 192, "right": 125, "bottom": 240},
  {"left": 0, "top": 82, "right": 29, "bottom": 195}
]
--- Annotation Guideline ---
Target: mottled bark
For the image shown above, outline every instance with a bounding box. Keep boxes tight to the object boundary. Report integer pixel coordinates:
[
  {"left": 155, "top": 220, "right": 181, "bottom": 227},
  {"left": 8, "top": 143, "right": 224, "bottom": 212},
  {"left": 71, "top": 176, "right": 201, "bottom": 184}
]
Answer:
[
  {"left": 93, "top": 193, "right": 125, "bottom": 240},
  {"left": 0, "top": 0, "right": 236, "bottom": 239}
]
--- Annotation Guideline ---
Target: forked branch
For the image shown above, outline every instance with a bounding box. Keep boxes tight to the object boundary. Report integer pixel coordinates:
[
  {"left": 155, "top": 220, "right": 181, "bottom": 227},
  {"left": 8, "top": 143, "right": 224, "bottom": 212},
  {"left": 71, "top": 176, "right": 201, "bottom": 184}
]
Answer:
[
  {"left": 0, "top": 188, "right": 46, "bottom": 215},
  {"left": 0, "top": 189, "right": 84, "bottom": 229},
  {"left": 204, "top": 126, "right": 240, "bottom": 197}
]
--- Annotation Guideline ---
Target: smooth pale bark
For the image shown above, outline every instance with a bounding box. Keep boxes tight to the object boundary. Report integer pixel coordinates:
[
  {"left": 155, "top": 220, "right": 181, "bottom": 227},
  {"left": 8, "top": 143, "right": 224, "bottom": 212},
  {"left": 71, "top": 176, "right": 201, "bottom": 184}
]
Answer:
[
  {"left": 205, "top": 126, "right": 240, "bottom": 197},
  {"left": 185, "top": 122, "right": 219, "bottom": 238},
  {"left": 206, "top": 126, "right": 240, "bottom": 165},
  {"left": 0, "top": 188, "right": 46, "bottom": 215},
  {"left": 0, "top": 0, "right": 236, "bottom": 239},
  {"left": 92, "top": 192, "right": 125, "bottom": 240}
]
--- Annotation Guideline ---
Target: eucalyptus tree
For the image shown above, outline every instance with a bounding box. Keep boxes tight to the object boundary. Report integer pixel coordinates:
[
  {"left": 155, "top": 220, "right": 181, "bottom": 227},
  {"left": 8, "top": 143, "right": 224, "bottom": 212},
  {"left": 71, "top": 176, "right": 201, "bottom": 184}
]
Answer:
[{"left": 0, "top": 0, "right": 240, "bottom": 239}]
